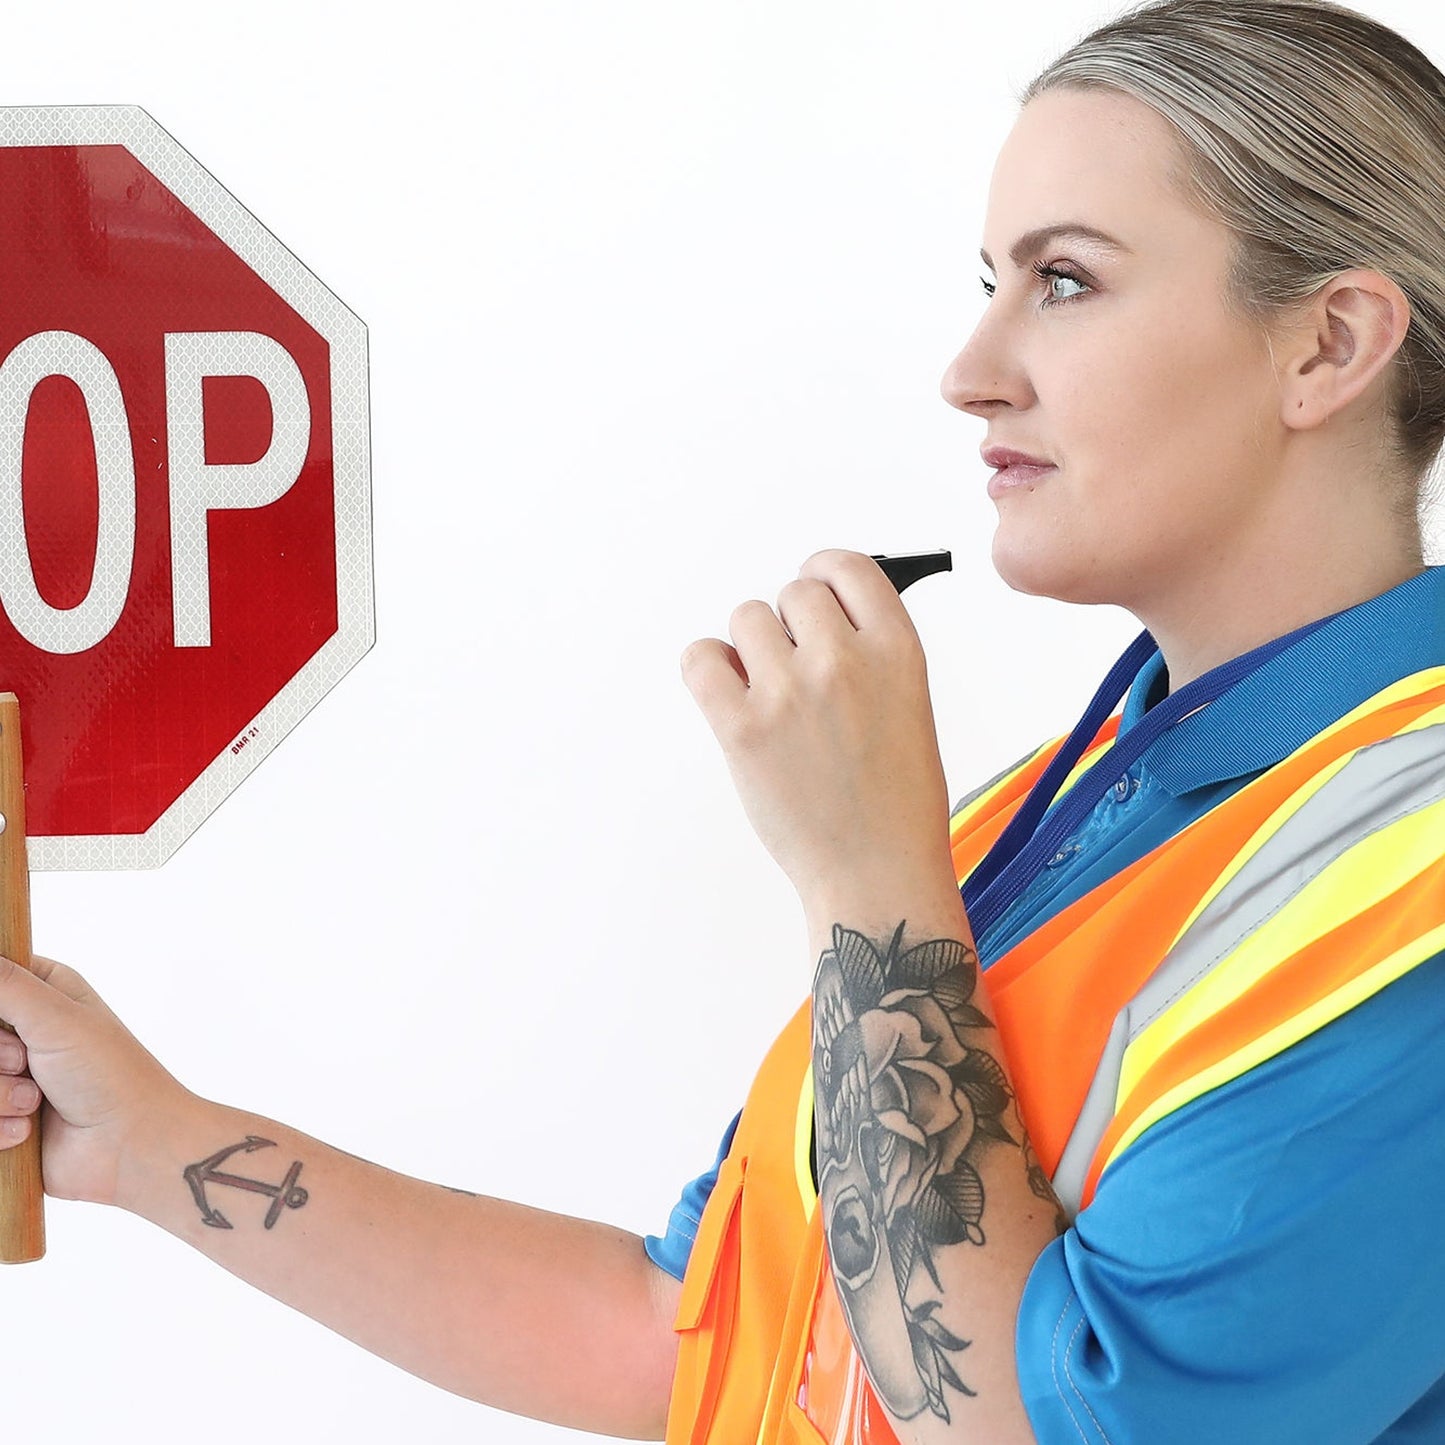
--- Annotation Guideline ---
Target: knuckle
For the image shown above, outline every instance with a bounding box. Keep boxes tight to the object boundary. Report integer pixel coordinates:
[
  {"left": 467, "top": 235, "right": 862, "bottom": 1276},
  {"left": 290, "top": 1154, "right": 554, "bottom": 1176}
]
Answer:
[
  {"left": 29, "top": 955, "right": 64, "bottom": 987},
  {"left": 778, "top": 577, "right": 826, "bottom": 607},
  {"left": 679, "top": 639, "right": 709, "bottom": 675},
  {"left": 729, "top": 598, "right": 769, "bottom": 630},
  {"left": 802, "top": 547, "right": 858, "bottom": 574}
]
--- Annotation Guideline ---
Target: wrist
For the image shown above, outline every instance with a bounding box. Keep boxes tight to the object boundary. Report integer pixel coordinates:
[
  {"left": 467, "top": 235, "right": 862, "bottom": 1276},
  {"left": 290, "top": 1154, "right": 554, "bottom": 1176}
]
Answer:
[
  {"left": 112, "top": 1084, "right": 222, "bottom": 1220},
  {"left": 800, "top": 858, "right": 969, "bottom": 946}
]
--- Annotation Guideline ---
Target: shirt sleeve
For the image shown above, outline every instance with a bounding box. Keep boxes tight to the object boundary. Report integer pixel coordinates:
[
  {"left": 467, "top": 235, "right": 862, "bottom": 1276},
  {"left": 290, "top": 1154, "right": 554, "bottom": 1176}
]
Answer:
[
  {"left": 644, "top": 1111, "right": 741, "bottom": 1283},
  {"left": 1016, "top": 949, "right": 1445, "bottom": 1445}
]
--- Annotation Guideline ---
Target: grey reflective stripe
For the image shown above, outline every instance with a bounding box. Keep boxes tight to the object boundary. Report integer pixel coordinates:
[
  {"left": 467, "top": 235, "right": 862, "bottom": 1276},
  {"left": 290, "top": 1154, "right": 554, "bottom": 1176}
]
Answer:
[
  {"left": 1051, "top": 719, "right": 1445, "bottom": 1216},
  {"left": 1053, "top": 1011, "right": 1130, "bottom": 1215}
]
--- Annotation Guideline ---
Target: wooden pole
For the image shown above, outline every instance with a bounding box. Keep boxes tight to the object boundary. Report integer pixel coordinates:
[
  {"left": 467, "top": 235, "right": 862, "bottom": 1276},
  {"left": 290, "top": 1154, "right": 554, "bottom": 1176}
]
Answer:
[{"left": 0, "top": 694, "right": 43, "bottom": 1263}]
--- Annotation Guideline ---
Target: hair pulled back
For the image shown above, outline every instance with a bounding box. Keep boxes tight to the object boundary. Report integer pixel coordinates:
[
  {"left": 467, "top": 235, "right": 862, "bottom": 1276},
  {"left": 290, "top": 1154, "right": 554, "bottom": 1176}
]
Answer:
[{"left": 1024, "top": 0, "right": 1445, "bottom": 499}]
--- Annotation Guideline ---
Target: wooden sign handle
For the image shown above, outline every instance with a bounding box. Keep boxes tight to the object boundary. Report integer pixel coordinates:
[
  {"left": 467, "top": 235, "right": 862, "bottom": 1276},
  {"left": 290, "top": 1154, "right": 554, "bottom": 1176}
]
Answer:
[{"left": 0, "top": 695, "right": 43, "bottom": 1263}]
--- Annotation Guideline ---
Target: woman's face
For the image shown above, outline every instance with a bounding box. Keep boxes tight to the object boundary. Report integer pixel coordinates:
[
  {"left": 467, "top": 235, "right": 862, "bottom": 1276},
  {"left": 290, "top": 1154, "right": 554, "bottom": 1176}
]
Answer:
[{"left": 942, "top": 87, "right": 1287, "bottom": 608}]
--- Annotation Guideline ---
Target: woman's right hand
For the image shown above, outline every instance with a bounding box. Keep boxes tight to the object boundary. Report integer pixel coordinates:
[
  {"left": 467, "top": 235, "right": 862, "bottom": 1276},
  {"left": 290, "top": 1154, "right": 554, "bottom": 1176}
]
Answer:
[{"left": 0, "top": 955, "right": 186, "bottom": 1209}]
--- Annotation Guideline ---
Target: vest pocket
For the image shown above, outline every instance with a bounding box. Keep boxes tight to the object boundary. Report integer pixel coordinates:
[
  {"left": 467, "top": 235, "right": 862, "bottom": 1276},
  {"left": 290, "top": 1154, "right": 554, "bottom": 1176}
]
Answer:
[
  {"left": 666, "top": 1153, "right": 747, "bottom": 1445},
  {"left": 775, "top": 1234, "right": 906, "bottom": 1445},
  {"left": 756, "top": 1207, "right": 833, "bottom": 1445}
]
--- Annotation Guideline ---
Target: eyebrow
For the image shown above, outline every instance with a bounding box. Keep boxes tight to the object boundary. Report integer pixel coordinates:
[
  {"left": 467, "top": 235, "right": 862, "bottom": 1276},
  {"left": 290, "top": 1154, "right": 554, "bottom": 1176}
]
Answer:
[{"left": 979, "top": 223, "right": 1131, "bottom": 272}]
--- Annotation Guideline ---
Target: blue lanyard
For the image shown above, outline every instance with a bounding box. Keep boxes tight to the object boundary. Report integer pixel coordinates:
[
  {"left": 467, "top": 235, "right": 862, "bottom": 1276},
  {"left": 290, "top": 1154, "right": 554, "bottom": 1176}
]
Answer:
[{"left": 960, "top": 614, "right": 1336, "bottom": 942}]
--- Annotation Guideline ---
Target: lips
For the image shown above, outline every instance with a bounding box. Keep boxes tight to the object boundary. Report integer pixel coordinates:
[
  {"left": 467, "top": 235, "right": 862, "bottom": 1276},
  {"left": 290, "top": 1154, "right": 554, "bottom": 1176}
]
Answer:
[
  {"left": 981, "top": 445, "right": 1053, "bottom": 470},
  {"left": 983, "top": 444, "right": 1056, "bottom": 501}
]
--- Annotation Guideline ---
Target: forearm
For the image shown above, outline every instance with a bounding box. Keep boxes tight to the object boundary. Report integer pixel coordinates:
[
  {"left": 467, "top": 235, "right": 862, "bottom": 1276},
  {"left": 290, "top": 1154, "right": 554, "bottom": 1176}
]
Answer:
[
  {"left": 805, "top": 872, "right": 1058, "bottom": 1444},
  {"left": 118, "top": 1090, "right": 679, "bottom": 1438},
  {"left": 682, "top": 547, "right": 1066, "bottom": 1435}
]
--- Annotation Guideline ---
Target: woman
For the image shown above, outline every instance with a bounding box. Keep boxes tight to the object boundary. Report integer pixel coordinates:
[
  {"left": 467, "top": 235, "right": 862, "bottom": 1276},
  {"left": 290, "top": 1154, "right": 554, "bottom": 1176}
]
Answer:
[{"left": 3, "top": 0, "right": 1445, "bottom": 1440}]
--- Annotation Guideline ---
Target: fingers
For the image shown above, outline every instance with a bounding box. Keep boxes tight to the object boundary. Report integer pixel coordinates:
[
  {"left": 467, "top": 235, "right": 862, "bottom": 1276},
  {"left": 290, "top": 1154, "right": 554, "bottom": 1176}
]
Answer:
[
  {"left": 775, "top": 578, "right": 852, "bottom": 648},
  {"left": 0, "top": 1028, "right": 25, "bottom": 1076},
  {"left": 0, "top": 1075, "right": 39, "bottom": 1129},
  {"left": 680, "top": 636, "right": 749, "bottom": 729},
  {"left": 729, "top": 598, "right": 795, "bottom": 678},
  {"left": 0, "top": 1114, "right": 33, "bottom": 1147},
  {"left": 683, "top": 548, "right": 918, "bottom": 726},
  {"left": 0, "top": 1029, "right": 39, "bottom": 1148},
  {"left": 681, "top": 599, "right": 794, "bottom": 725},
  {"left": 797, "top": 549, "right": 914, "bottom": 635}
]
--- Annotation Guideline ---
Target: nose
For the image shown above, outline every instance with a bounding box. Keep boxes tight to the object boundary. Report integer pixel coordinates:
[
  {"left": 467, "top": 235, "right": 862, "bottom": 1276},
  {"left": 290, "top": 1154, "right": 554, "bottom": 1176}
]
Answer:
[{"left": 939, "top": 313, "right": 1030, "bottom": 419}]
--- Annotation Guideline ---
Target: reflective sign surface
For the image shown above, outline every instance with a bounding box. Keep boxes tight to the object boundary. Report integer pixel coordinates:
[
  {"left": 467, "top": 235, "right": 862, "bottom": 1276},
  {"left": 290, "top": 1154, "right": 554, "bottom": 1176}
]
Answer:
[{"left": 0, "top": 109, "right": 373, "bottom": 867}]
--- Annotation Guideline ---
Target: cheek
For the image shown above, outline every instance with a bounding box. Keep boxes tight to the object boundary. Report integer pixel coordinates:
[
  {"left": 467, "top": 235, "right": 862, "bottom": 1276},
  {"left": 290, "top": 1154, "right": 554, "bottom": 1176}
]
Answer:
[
  {"left": 988, "top": 320, "right": 1271, "bottom": 601},
  {"left": 1064, "top": 318, "right": 1273, "bottom": 506}
]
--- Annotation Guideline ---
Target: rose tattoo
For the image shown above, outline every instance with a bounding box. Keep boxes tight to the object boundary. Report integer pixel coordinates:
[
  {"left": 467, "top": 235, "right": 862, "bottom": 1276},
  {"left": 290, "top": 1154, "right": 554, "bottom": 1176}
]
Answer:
[{"left": 813, "top": 921, "right": 1016, "bottom": 1423}]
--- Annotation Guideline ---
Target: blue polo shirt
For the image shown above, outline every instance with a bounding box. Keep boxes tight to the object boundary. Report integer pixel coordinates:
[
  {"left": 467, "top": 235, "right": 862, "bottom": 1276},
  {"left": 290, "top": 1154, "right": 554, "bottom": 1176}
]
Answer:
[{"left": 651, "top": 566, "right": 1445, "bottom": 1442}]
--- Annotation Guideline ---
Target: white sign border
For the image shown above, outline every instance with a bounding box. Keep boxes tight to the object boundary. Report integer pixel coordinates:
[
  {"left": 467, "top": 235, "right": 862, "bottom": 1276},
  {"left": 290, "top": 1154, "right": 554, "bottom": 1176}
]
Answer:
[{"left": 0, "top": 105, "right": 374, "bottom": 870}]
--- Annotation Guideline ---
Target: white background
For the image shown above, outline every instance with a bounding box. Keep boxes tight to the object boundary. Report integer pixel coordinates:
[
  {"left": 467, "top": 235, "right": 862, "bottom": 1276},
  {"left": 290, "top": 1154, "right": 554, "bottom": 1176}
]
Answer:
[{"left": 4, "top": 1, "right": 1441, "bottom": 1440}]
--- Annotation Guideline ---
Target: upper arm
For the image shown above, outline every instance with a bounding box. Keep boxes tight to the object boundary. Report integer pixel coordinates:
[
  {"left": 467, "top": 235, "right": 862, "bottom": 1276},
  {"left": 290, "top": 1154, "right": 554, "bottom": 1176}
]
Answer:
[
  {"left": 626, "top": 1250, "right": 683, "bottom": 1440},
  {"left": 646, "top": 1251, "right": 684, "bottom": 1341},
  {"left": 1014, "top": 950, "right": 1445, "bottom": 1444}
]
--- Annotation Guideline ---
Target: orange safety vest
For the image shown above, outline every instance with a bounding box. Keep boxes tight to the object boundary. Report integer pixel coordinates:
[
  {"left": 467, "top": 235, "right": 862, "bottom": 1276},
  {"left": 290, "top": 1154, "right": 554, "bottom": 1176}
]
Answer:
[{"left": 664, "top": 666, "right": 1445, "bottom": 1445}]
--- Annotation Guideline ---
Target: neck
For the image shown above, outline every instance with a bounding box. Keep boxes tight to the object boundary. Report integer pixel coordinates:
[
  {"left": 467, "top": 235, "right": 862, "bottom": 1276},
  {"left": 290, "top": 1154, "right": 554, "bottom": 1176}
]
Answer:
[{"left": 1136, "top": 503, "right": 1424, "bottom": 695}]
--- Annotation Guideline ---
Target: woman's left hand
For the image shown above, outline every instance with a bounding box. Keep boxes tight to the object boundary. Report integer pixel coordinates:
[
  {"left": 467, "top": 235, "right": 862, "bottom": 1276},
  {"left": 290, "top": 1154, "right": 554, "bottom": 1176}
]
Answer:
[{"left": 681, "top": 549, "right": 956, "bottom": 914}]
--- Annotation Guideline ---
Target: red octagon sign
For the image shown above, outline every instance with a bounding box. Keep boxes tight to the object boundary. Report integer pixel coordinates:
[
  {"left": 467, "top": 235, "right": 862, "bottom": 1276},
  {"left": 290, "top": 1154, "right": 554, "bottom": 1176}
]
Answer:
[{"left": 0, "top": 107, "right": 372, "bottom": 868}]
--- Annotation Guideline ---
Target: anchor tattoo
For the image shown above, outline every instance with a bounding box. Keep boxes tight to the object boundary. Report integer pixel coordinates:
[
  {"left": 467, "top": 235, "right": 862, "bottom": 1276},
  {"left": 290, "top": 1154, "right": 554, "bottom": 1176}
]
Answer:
[{"left": 183, "top": 1136, "right": 309, "bottom": 1231}]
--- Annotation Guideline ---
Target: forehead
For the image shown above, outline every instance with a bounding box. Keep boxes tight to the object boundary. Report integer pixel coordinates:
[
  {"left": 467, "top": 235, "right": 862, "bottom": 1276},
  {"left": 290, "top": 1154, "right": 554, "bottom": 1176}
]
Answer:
[{"left": 983, "top": 87, "right": 1208, "bottom": 265}]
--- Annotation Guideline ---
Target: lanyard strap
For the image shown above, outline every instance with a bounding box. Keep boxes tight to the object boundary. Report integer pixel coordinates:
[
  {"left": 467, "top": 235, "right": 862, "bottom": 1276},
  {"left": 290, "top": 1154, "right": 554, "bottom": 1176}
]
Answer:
[{"left": 960, "top": 614, "right": 1336, "bottom": 942}]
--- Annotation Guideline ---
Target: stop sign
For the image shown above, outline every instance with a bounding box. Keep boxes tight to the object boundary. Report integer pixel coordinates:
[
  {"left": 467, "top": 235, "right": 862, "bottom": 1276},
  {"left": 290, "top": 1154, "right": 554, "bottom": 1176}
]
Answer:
[{"left": 0, "top": 106, "right": 372, "bottom": 869}]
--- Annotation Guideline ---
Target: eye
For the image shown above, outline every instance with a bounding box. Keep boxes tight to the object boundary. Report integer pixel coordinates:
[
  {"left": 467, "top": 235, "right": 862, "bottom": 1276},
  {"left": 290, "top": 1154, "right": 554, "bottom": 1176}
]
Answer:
[{"left": 1034, "top": 260, "right": 1086, "bottom": 304}]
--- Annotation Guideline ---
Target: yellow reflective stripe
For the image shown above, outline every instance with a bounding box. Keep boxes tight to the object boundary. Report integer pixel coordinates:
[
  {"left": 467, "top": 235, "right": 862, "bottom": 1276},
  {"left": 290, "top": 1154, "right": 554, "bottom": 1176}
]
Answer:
[
  {"left": 1163, "top": 685, "right": 1445, "bottom": 954},
  {"left": 1056, "top": 732, "right": 1121, "bottom": 802},
  {"left": 1165, "top": 751, "right": 1356, "bottom": 951},
  {"left": 1390, "top": 697, "right": 1445, "bottom": 744},
  {"left": 795, "top": 1060, "right": 817, "bottom": 1211},
  {"left": 947, "top": 726, "right": 1121, "bottom": 840},
  {"left": 1119, "top": 789, "right": 1445, "bottom": 1106},
  {"left": 1297, "top": 666, "right": 1445, "bottom": 747},
  {"left": 1363, "top": 666, "right": 1445, "bottom": 714},
  {"left": 948, "top": 739, "right": 1057, "bottom": 833},
  {"left": 1101, "top": 917, "right": 1445, "bottom": 1177}
]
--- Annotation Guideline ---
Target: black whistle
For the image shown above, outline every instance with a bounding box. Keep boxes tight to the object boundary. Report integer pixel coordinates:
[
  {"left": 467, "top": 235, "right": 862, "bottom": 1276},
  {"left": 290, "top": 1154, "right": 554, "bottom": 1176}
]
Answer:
[{"left": 870, "top": 550, "right": 953, "bottom": 594}]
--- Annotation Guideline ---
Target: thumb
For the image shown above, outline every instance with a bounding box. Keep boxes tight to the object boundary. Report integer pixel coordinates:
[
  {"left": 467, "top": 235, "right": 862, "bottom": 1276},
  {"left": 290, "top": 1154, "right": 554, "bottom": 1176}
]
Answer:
[
  {"left": 0, "top": 955, "right": 80, "bottom": 1045},
  {"left": 28, "top": 954, "right": 98, "bottom": 1005}
]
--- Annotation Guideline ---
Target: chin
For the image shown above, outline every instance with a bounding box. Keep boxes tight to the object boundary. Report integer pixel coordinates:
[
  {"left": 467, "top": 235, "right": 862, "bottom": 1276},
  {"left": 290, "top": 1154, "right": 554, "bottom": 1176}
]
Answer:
[{"left": 990, "top": 529, "right": 1117, "bottom": 607}]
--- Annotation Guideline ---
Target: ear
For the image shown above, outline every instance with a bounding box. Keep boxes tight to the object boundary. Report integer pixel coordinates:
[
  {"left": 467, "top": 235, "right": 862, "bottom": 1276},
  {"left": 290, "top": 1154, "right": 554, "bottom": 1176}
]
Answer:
[{"left": 1276, "top": 269, "right": 1412, "bottom": 432}]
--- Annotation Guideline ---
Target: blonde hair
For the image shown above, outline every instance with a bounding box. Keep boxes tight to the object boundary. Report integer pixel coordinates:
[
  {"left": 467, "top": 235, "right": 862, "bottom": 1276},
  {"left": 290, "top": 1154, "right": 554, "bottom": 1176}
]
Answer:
[{"left": 1023, "top": 0, "right": 1445, "bottom": 512}]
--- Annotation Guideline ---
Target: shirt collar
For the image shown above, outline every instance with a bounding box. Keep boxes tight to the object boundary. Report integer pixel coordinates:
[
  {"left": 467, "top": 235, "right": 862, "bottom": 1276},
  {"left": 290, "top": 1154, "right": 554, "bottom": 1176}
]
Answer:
[{"left": 1117, "top": 566, "right": 1445, "bottom": 795}]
